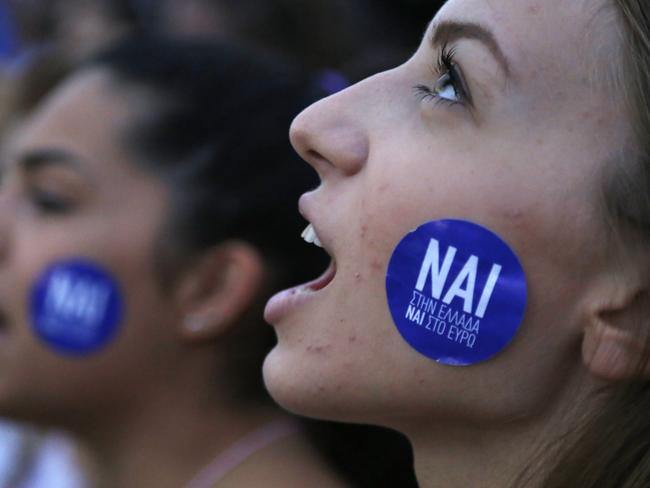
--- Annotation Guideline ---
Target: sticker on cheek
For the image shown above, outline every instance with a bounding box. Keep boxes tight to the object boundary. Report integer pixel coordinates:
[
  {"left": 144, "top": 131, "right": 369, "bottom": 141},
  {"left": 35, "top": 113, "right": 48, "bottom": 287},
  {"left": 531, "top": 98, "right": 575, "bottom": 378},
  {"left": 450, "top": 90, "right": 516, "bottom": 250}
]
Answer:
[
  {"left": 29, "top": 259, "right": 124, "bottom": 357},
  {"left": 385, "top": 219, "right": 527, "bottom": 366}
]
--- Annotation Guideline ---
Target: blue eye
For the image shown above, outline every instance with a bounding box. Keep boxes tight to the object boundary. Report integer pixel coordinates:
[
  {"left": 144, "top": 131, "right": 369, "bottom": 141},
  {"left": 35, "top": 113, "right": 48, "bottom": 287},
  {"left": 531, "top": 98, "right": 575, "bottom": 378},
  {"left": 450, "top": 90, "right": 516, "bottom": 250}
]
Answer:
[
  {"left": 434, "top": 72, "right": 461, "bottom": 103},
  {"left": 414, "top": 44, "right": 470, "bottom": 107}
]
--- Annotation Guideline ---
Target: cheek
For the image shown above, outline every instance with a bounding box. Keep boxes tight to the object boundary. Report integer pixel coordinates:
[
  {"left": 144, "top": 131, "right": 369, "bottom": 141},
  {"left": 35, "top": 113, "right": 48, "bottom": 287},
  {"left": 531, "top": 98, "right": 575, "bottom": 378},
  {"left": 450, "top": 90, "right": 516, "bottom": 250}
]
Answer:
[{"left": 1, "top": 222, "right": 174, "bottom": 403}]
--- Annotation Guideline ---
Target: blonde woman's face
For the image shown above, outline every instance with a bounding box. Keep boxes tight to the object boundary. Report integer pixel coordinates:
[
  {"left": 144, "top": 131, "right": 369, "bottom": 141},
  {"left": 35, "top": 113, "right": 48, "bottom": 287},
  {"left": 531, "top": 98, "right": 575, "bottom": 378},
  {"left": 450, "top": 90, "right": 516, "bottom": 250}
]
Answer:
[{"left": 264, "top": 0, "right": 628, "bottom": 429}]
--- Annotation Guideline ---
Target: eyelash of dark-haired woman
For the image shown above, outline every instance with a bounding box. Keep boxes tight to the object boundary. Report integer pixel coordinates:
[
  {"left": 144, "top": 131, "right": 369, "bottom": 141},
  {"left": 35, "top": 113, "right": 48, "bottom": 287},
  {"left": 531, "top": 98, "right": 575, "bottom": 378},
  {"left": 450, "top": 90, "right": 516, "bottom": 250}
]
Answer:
[
  {"left": 28, "top": 188, "right": 75, "bottom": 215},
  {"left": 413, "top": 43, "right": 472, "bottom": 107}
]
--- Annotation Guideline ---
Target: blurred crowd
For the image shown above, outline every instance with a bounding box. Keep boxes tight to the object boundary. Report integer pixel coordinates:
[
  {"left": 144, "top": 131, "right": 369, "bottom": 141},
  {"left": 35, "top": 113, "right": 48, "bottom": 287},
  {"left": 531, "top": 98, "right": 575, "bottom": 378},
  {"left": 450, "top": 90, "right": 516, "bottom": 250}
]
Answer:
[
  {"left": 0, "top": 0, "right": 438, "bottom": 71},
  {"left": 0, "top": 1, "right": 444, "bottom": 487}
]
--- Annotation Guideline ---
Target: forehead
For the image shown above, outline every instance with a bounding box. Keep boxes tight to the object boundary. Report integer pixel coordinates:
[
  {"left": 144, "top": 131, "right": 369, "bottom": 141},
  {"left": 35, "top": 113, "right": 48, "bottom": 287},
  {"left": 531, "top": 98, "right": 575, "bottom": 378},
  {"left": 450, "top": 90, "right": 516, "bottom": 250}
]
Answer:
[
  {"left": 1, "top": 70, "right": 168, "bottom": 200},
  {"left": 435, "top": 0, "right": 617, "bottom": 87},
  {"left": 27, "top": 72, "right": 125, "bottom": 131},
  {"left": 9, "top": 71, "right": 136, "bottom": 169}
]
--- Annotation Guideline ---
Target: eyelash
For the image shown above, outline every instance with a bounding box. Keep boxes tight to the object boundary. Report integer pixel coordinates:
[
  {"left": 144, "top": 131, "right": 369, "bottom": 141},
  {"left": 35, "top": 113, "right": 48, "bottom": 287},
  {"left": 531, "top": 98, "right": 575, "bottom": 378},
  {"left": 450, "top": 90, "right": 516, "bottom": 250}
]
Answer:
[
  {"left": 27, "top": 188, "right": 75, "bottom": 215},
  {"left": 413, "top": 44, "right": 469, "bottom": 107}
]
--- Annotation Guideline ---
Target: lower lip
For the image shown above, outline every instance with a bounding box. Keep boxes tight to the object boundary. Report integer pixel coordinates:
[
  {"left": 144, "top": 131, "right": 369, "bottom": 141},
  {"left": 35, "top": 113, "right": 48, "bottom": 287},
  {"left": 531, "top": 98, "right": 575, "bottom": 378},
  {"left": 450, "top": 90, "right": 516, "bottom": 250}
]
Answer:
[{"left": 264, "top": 261, "right": 336, "bottom": 324}]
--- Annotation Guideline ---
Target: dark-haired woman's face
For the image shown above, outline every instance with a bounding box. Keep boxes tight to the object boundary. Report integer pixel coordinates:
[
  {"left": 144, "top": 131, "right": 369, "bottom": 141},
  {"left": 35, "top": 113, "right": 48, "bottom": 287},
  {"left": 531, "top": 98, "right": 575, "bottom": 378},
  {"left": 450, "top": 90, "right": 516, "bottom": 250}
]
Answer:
[
  {"left": 264, "top": 0, "right": 630, "bottom": 430},
  {"left": 0, "top": 71, "right": 183, "bottom": 422}
]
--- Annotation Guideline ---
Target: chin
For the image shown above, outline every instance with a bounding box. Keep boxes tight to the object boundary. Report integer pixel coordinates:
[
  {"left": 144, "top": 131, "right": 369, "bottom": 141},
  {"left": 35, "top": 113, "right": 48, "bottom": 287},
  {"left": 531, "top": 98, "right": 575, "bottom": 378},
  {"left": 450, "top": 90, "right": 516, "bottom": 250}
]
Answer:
[
  {"left": 262, "top": 347, "right": 312, "bottom": 414},
  {"left": 262, "top": 346, "right": 380, "bottom": 425}
]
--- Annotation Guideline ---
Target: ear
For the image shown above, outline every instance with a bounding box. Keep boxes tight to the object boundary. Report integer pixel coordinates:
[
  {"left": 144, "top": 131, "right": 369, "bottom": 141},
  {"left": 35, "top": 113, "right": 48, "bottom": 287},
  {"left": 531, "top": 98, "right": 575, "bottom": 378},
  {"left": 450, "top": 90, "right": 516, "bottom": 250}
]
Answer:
[
  {"left": 174, "top": 241, "right": 264, "bottom": 343},
  {"left": 582, "top": 285, "right": 650, "bottom": 382}
]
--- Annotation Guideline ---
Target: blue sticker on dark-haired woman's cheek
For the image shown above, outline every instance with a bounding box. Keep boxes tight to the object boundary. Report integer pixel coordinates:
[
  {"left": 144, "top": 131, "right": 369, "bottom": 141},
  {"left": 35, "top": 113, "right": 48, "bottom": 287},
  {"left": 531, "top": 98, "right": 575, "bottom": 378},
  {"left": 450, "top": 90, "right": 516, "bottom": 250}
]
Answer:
[
  {"left": 29, "top": 259, "right": 124, "bottom": 357},
  {"left": 385, "top": 219, "right": 527, "bottom": 366}
]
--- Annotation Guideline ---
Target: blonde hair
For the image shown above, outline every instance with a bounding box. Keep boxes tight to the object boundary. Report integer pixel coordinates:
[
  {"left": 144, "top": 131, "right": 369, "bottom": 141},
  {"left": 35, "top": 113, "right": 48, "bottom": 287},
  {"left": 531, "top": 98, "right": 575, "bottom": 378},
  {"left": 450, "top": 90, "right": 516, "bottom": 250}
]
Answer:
[
  {"left": 518, "top": 2, "right": 650, "bottom": 487},
  {"left": 604, "top": 1, "right": 650, "bottom": 235}
]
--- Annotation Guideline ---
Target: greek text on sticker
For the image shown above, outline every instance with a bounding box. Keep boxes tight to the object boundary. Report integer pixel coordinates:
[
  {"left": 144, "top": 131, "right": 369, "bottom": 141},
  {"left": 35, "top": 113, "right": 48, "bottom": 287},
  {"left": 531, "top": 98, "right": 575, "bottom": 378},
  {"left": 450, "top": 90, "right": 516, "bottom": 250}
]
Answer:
[
  {"left": 415, "top": 238, "right": 502, "bottom": 319},
  {"left": 44, "top": 270, "right": 111, "bottom": 328},
  {"left": 386, "top": 218, "right": 527, "bottom": 366},
  {"left": 30, "top": 259, "right": 124, "bottom": 356}
]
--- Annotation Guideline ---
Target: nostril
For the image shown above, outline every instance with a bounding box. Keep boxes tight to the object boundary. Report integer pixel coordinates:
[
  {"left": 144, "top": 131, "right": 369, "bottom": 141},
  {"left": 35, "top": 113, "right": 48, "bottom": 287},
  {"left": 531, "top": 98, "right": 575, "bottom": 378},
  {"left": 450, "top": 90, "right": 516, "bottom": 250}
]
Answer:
[
  {"left": 328, "top": 126, "right": 369, "bottom": 176},
  {"left": 298, "top": 129, "right": 368, "bottom": 177},
  {"left": 307, "top": 149, "right": 323, "bottom": 161},
  {"left": 303, "top": 149, "right": 337, "bottom": 175},
  {"left": 290, "top": 93, "right": 369, "bottom": 177}
]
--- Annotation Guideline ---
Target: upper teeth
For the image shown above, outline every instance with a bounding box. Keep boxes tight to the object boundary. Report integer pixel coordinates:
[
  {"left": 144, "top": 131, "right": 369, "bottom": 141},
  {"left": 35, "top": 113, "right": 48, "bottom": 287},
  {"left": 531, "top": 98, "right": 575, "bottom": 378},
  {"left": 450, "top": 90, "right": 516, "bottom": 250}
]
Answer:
[{"left": 302, "top": 224, "right": 323, "bottom": 248}]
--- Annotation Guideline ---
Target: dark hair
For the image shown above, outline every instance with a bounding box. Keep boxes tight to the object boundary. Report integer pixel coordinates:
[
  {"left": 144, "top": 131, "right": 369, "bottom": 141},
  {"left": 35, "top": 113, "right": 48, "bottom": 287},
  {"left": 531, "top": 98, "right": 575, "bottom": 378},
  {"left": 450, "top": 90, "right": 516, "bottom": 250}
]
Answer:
[
  {"left": 80, "top": 37, "right": 325, "bottom": 404},
  {"left": 85, "top": 37, "right": 324, "bottom": 288},
  {"left": 77, "top": 38, "right": 418, "bottom": 488}
]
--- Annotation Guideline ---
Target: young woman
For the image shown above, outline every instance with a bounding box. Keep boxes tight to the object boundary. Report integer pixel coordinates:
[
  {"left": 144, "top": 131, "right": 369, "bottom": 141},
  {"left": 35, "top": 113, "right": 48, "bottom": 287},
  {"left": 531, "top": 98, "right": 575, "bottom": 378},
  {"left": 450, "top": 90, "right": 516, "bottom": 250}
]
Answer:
[
  {"left": 263, "top": 0, "right": 650, "bottom": 486},
  {"left": 0, "top": 37, "right": 350, "bottom": 488}
]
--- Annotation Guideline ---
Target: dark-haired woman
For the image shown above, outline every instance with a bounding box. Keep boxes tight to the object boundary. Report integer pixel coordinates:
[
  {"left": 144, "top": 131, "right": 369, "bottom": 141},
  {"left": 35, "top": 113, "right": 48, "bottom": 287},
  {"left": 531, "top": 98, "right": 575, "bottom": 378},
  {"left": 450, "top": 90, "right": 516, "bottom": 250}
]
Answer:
[{"left": 0, "top": 38, "right": 347, "bottom": 488}]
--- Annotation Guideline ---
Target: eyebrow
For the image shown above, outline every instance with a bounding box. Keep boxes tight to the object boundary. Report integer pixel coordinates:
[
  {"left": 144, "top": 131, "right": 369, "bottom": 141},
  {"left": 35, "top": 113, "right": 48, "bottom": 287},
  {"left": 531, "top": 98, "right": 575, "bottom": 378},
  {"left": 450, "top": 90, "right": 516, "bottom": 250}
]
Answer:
[
  {"left": 15, "top": 148, "right": 88, "bottom": 175},
  {"left": 431, "top": 20, "right": 511, "bottom": 78}
]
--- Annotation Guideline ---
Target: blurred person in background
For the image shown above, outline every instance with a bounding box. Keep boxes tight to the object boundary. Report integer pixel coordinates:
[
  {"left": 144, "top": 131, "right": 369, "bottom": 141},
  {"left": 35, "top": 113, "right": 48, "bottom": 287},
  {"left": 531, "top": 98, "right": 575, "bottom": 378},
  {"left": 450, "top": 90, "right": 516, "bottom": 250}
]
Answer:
[
  {"left": 156, "top": 0, "right": 437, "bottom": 80},
  {"left": 2, "top": 0, "right": 444, "bottom": 83},
  {"left": 0, "top": 50, "right": 89, "bottom": 488},
  {"left": 0, "top": 1, "right": 429, "bottom": 484},
  {"left": 0, "top": 37, "right": 347, "bottom": 488},
  {"left": 3, "top": 0, "right": 142, "bottom": 63},
  {"left": 0, "top": 421, "right": 86, "bottom": 488},
  {"left": 0, "top": 35, "right": 419, "bottom": 488},
  {"left": 56, "top": 0, "right": 414, "bottom": 82}
]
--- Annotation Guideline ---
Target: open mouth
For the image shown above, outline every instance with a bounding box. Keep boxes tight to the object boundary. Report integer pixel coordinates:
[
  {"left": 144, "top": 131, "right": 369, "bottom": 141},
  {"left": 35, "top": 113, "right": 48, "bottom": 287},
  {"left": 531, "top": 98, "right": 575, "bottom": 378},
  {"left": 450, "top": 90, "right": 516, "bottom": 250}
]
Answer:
[
  {"left": 306, "top": 259, "right": 336, "bottom": 291},
  {"left": 263, "top": 223, "right": 337, "bottom": 324},
  {"left": 301, "top": 224, "right": 336, "bottom": 291}
]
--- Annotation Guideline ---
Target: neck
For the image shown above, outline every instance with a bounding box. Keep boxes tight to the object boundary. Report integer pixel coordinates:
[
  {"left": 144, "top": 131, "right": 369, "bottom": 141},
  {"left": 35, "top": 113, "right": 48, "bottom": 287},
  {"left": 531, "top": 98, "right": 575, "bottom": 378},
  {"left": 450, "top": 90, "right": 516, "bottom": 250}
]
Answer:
[
  {"left": 410, "top": 420, "right": 542, "bottom": 488},
  {"left": 74, "top": 380, "right": 286, "bottom": 488},
  {"left": 406, "top": 371, "right": 603, "bottom": 488}
]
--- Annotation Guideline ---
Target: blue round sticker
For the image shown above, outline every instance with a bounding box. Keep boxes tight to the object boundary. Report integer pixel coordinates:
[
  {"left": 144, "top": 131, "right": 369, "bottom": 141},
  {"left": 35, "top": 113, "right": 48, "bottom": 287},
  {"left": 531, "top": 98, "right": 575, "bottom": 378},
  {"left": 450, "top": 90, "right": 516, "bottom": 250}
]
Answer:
[
  {"left": 386, "top": 219, "right": 527, "bottom": 366},
  {"left": 29, "top": 259, "right": 124, "bottom": 357}
]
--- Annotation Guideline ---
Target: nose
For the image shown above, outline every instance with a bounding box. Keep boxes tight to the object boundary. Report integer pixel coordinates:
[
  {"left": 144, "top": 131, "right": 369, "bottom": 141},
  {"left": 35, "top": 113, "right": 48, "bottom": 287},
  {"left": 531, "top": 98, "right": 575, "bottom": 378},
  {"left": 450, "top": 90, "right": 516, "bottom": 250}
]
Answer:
[{"left": 290, "top": 88, "right": 369, "bottom": 178}]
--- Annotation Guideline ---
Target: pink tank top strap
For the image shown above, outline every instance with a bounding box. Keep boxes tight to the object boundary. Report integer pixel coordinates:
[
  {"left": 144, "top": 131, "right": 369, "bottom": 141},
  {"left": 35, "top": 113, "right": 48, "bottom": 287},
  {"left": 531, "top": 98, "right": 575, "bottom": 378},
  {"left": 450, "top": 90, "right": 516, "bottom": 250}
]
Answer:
[{"left": 183, "top": 418, "right": 300, "bottom": 488}]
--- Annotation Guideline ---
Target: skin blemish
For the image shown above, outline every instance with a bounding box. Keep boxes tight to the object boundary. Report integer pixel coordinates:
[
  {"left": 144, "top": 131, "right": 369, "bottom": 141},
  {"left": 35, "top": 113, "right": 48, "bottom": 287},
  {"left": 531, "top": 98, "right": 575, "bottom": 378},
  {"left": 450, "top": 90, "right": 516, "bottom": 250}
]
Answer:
[
  {"left": 354, "top": 272, "right": 362, "bottom": 282},
  {"left": 503, "top": 208, "right": 525, "bottom": 221},
  {"left": 527, "top": 5, "right": 541, "bottom": 14},
  {"left": 370, "top": 259, "right": 383, "bottom": 272},
  {"left": 360, "top": 225, "right": 368, "bottom": 239},
  {"left": 349, "top": 335, "right": 357, "bottom": 343},
  {"left": 306, "top": 344, "right": 331, "bottom": 354}
]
